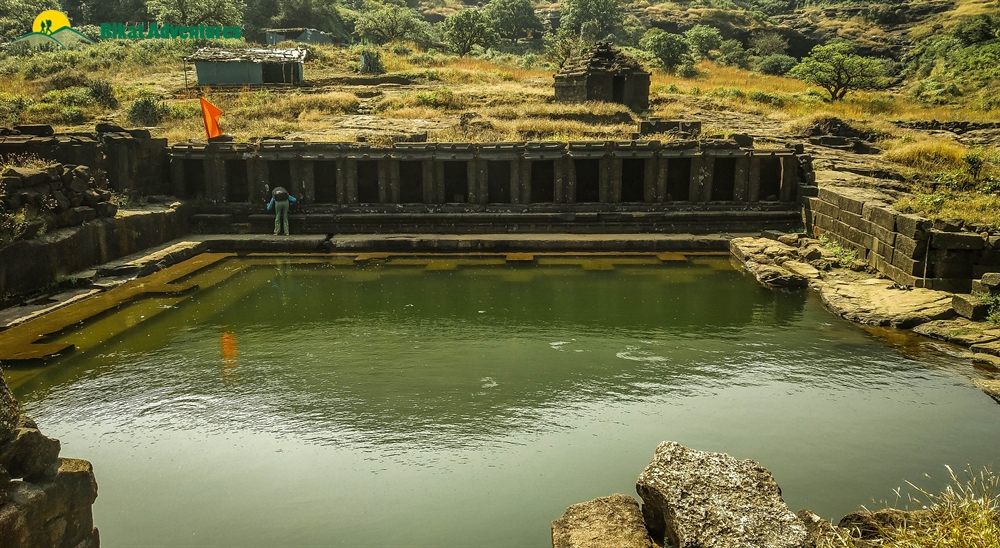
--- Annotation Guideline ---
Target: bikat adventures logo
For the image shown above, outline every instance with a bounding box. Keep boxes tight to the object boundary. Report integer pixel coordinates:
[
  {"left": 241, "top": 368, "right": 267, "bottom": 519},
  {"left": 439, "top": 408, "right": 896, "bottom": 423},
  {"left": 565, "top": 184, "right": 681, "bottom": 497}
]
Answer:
[{"left": 11, "top": 10, "right": 95, "bottom": 49}]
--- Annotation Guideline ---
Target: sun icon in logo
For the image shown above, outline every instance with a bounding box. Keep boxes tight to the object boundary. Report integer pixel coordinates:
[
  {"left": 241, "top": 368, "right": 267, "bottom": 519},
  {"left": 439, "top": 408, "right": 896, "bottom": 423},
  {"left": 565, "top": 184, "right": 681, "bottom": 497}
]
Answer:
[{"left": 32, "top": 10, "right": 71, "bottom": 35}]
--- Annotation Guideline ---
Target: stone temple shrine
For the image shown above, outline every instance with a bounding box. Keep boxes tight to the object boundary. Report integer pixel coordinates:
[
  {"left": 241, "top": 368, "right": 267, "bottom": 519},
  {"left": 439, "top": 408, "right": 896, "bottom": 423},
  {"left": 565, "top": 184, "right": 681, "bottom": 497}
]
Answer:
[{"left": 553, "top": 42, "right": 650, "bottom": 112}]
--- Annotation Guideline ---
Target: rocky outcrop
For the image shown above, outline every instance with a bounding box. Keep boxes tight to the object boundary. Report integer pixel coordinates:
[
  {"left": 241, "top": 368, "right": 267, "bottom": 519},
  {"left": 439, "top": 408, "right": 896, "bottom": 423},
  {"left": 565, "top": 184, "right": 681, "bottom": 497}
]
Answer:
[
  {"left": 0, "top": 163, "right": 118, "bottom": 237},
  {"left": 0, "top": 369, "right": 99, "bottom": 547},
  {"left": 817, "top": 279, "right": 955, "bottom": 328},
  {"left": 912, "top": 317, "right": 1000, "bottom": 346},
  {"left": 635, "top": 441, "right": 807, "bottom": 548},
  {"left": 551, "top": 494, "right": 654, "bottom": 548},
  {"left": 973, "top": 379, "right": 1000, "bottom": 404}
]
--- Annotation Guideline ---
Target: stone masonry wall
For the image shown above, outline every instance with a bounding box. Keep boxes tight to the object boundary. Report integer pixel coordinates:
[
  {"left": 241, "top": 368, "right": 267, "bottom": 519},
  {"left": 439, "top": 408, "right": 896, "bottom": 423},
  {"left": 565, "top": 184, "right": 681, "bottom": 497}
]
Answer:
[
  {"left": 0, "top": 204, "right": 191, "bottom": 299},
  {"left": 804, "top": 186, "right": 1000, "bottom": 292},
  {"left": 0, "top": 371, "right": 99, "bottom": 548}
]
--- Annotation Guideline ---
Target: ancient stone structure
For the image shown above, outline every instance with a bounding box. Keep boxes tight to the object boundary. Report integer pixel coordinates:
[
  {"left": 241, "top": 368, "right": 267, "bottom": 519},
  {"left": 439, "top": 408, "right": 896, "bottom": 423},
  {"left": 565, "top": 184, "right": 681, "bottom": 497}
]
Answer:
[
  {"left": 554, "top": 43, "right": 650, "bottom": 112},
  {"left": 1, "top": 163, "right": 119, "bottom": 228},
  {"left": 0, "top": 373, "right": 99, "bottom": 547},
  {"left": 172, "top": 139, "right": 809, "bottom": 234},
  {"left": 0, "top": 125, "right": 168, "bottom": 195},
  {"left": 804, "top": 186, "right": 1000, "bottom": 292},
  {"left": 635, "top": 441, "right": 808, "bottom": 548}
]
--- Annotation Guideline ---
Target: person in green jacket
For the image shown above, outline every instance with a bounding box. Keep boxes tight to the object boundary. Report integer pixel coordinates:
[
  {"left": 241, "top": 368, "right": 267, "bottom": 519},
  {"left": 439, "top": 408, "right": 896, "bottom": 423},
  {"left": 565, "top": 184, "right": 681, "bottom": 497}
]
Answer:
[{"left": 267, "top": 186, "right": 297, "bottom": 235}]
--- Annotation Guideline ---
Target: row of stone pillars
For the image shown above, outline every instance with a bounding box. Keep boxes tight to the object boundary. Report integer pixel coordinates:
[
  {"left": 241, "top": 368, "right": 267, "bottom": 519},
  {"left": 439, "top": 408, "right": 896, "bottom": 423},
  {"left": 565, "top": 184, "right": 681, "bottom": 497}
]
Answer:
[{"left": 171, "top": 150, "right": 800, "bottom": 205}]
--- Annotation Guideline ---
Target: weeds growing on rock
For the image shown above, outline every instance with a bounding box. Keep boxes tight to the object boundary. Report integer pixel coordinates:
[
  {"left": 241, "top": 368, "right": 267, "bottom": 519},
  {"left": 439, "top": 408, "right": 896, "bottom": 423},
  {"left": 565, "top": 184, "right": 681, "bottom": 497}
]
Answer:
[
  {"left": 837, "top": 466, "right": 1000, "bottom": 548},
  {"left": 818, "top": 236, "right": 859, "bottom": 265},
  {"left": 974, "top": 292, "right": 1000, "bottom": 326}
]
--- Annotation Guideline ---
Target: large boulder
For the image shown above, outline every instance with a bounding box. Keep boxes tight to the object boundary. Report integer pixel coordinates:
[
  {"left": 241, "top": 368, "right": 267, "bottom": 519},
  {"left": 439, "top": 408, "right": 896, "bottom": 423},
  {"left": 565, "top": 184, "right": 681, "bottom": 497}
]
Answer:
[
  {"left": 0, "top": 419, "right": 61, "bottom": 480},
  {"left": 635, "top": 441, "right": 807, "bottom": 548},
  {"left": 551, "top": 494, "right": 654, "bottom": 548},
  {"left": 816, "top": 279, "right": 954, "bottom": 328}
]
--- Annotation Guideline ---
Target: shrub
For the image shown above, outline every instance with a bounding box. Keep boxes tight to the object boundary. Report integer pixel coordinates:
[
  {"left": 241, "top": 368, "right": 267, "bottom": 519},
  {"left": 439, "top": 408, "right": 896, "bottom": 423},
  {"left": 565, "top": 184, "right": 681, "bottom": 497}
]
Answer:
[
  {"left": 684, "top": 25, "right": 722, "bottom": 59},
  {"left": 640, "top": 29, "right": 689, "bottom": 70},
  {"left": 0, "top": 94, "right": 32, "bottom": 125},
  {"left": 755, "top": 54, "right": 797, "bottom": 75},
  {"left": 748, "top": 90, "right": 784, "bottom": 107},
  {"left": 717, "top": 39, "right": 750, "bottom": 69},
  {"left": 128, "top": 96, "right": 169, "bottom": 126},
  {"left": 61, "top": 106, "right": 85, "bottom": 124},
  {"left": 88, "top": 80, "right": 118, "bottom": 109},
  {"left": 41, "top": 88, "right": 94, "bottom": 107},
  {"left": 40, "top": 68, "right": 90, "bottom": 91},
  {"left": 675, "top": 61, "right": 698, "bottom": 78}
]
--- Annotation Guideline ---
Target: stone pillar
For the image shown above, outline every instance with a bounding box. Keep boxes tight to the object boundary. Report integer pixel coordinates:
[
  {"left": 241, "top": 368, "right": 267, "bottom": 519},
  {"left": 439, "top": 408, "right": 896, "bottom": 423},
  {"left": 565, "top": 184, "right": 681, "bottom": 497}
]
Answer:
[
  {"left": 387, "top": 160, "right": 400, "bottom": 203},
  {"left": 170, "top": 158, "right": 185, "bottom": 197},
  {"left": 205, "top": 157, "right": 225, "bottom": 202},
  {"left": 748, "top": 157, "right": 762, "bottom": 202},
  {"left": 475, "top": 159, "right": 488, "bottom": 205},
  {"left": 378, "top": 160, "right": 390, "bottom": 203},
  {"left": 247, "top": 157, "right": 269, "bottom": 204},
  {"left": 610, "top": 158, "right": 623, "bottom": 202},
  {"left": 599, "top": 157, "right": 611, "bottom": 203},
  {"left": 780, "top": 156, "right": 798, "bottom": 202},
  {"left": 644, "top": 157, "right": 658, "bottom": 203},
  {"left": 345, "top": 159, "right": 358, "bottom": 204},
  {"left": 290, "top": 159, "right": 314, "bottom": 202},
  {"left": 467, "top": 160, "right": 478, "bottom": 204},
  {"left": 518, "top": 158, "right": 531, "bottom": 204},
  {"left": 656, "top": 157, "right": 668, "bottom": 203},
  {"left": 566, "top": 159, "right": 578, "bottom": 203},
  {"left": 733, "top": 157, "right": 750, "bottom": 203},
  {"left": 429, "top": 160, "right": 442, "bottom": 203},
  {"left": 689, "top": 156, "right": 713, "bottom": 202},
  {"left": 554, "top": 157, "right": 566, "bottom": 203}
]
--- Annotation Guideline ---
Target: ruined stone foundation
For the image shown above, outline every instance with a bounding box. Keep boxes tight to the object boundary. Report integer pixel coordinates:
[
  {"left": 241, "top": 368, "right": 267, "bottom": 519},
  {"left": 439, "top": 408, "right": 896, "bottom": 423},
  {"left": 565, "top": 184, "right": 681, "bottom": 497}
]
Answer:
[{"left": 0, "top": 372, "right": 99, "bottom": 548}]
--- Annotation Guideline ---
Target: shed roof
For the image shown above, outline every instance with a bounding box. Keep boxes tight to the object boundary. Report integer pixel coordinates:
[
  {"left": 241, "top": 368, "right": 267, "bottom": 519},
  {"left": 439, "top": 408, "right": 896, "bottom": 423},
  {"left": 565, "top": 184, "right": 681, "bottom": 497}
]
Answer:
[
  {"left": 555, "top": 42, "right": 648, "bottom": 78},
  {"left": 186, "top": 47, "right": 307, "bottom": 63}
]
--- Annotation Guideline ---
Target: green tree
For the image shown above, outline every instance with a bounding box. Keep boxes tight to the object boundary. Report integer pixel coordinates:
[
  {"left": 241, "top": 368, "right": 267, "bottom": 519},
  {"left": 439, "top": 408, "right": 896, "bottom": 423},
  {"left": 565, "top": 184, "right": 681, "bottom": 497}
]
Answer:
[
  {"left": 442, "top": 9, "right": 498, "bottom": 55},
  {"left": 561, "top": 0, "right": 624, "bottom": 40},
  {"left": 244, "top": 0, "right": 349, "bottom": 42},
  {"left": 482, "top": 0, "right": 543, "bottom": 44},
  {"left": 717, "top": 39, "right": 750, "bottom": 69},
  {"left": 789, "top": 42, "right": 886, "bottom": 100},
  {"left": 354, "top": 3, "right": 423, "bottom": 44},
  {"left": 684, "top": 25, "right": 722, "bottom": 59},
  {"left": 639, "top": 28, "right": 689, "bottom": 70},
  {"left": 755, "top": 53, "right": 797, "bottom": 75},
  {"left": 751, "top": 31, "right": 788, "bottom": 56},
  {"left": 544, "top": 26, "right": 584, "bottom": 68},
  {"left": 147, "top": 0, "right": 245, "bottom": 26},
  {"left": 952, "top": 15, "right": 998, "bottom": 46}
]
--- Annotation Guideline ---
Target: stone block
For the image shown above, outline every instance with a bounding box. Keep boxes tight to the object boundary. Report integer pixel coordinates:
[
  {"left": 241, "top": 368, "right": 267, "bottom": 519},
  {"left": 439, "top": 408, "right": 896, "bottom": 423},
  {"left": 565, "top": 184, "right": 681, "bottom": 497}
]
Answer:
[
  {"left": 982, "top": 272, "right": 1000, "bottom": 288},
  {"left": 870, "top": 224, "right": 895, "bottom": 246},
  {"left": 896, "top": 214, "right": 930, "bottom": 239},
  {"left": 0, "top": 427, "right": 60, "bottom": 479},
  {"left": 894, "top": 233, "right": 928, "bottom": 259},
  {"left": 12, "top": 124, "right": 53, "bottom": 137},
  {"left": 932, "top": 218, "right": 963, "bottom": 232},
  {"left": 864, "top": 204, "right": 898, "bottom": 231},
  {"left": 931, "top": 230, "right": 985, "bottom": 250},
  {"left": 838, "top": 210, "right": 873, "bottom": 233},
  {"left": 892, "top": 253, "right": 926, "bottom": 277},
  {"left": 551, "top": 494, "right": 654, "bottom": 548},
  {"left": 953, "top": 294, "right": 989, "bottom": 321},
  {"left": 874, "top": 238, "right": 894, "bottom": 261},
  {"left": 58, "top": 207, "right": 97, "bottom": 227},
  {"left": 836, "top": 192, "right": 866, "bottom": 215},
  {"left": 3, "top": 167, "right": 49, "bottom": 187},
  {"left": 816, "top": 187, "right": 841, "bottom": 207},
  {"left": 0, "top": 176, "right": 22, "bottom": 191},
  {"left": 81, "top": 190, "right": 101, "bottom": 208},
  {"left": 636, "top": 441, "right": 807, "bottom": 548},
  {"left": 933, "top": 261, "right": 974, "bottom": 280},
  {"left": 972, "top": 280, "right": 998, "bottom": 295},
  {"left": 94, "top": 202, "right": 118, "bottom": 218},
  {"left": 915, "top": 277, "right": 973, "bottom": 293}
]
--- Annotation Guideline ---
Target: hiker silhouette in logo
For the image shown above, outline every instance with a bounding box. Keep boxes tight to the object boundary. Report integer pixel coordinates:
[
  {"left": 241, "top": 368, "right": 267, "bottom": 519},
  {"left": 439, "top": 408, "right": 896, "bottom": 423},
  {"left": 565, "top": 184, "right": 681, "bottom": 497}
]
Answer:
[
  {"left": 267, "top": 186, "right": 297, "bottom": 235},
  {"left": 44, "top": 20, "right": 53, "bottom": 34}
]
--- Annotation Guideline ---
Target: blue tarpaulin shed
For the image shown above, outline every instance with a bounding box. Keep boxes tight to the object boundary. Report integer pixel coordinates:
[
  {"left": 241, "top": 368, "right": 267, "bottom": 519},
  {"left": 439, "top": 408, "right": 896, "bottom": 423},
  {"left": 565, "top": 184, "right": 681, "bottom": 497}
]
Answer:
[{"left": 187, "top": 48, "right": 307, "bottom": 86}]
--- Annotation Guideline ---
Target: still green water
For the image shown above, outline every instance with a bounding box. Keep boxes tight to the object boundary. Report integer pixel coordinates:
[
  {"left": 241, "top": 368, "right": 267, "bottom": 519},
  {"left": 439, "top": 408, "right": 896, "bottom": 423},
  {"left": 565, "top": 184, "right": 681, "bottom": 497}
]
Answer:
[{"left": 7, "top": 257, "right": 999, "bottom": 547}]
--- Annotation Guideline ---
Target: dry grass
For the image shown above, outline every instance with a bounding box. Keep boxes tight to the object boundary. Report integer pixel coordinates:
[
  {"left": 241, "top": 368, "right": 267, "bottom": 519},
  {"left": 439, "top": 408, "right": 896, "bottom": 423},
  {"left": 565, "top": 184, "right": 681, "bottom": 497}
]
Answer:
[
  {"left": 881, "top": 136, "right": 968, "bottom": 173},
  {"left": 836, "top": 466, "right": 1000, "bottom": 548},
  {"left": 910, "top": 0, "right": 1000, "bottom": 39},
  {"left": 895, "top": 193, "right": 1000, "bottom": 228}
]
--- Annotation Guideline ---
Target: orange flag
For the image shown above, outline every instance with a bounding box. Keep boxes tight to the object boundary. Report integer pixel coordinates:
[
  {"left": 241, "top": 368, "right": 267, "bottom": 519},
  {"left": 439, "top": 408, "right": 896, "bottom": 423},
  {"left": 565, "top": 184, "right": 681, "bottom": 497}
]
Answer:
[{"left": 200, "top": 97, "right": 223, "bottom": 139}]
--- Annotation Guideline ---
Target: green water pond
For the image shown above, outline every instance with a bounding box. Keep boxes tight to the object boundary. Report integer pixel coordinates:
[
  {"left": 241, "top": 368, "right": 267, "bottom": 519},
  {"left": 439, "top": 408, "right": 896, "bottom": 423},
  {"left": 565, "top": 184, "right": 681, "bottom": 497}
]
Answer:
[{"left": 7, "top": 257, "right": 999, "bottom": 547}]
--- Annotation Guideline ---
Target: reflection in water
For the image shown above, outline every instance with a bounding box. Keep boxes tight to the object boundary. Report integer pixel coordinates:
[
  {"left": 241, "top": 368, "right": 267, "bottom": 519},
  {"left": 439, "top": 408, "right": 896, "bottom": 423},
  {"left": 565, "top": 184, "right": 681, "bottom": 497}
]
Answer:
[
  {"left": 8, "top": 261, "right": 998, "bottom": 548},
  {"left": 220, "top": 330, "right": 238, "bottom": 381}
]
